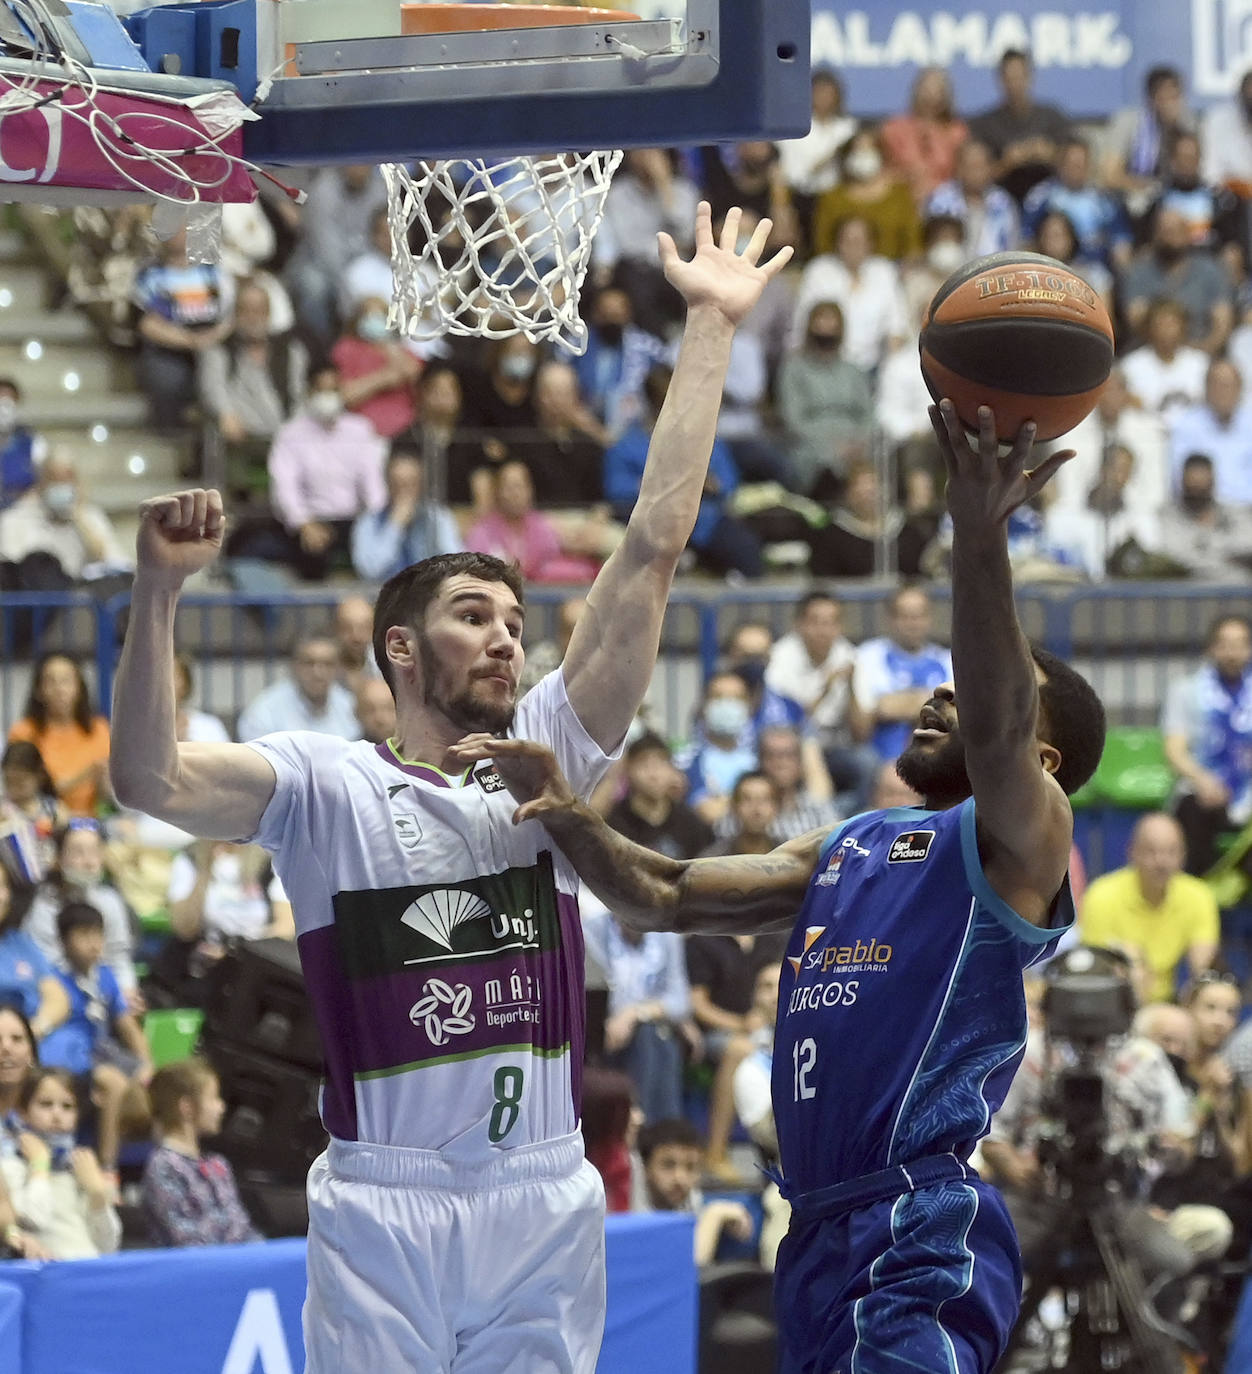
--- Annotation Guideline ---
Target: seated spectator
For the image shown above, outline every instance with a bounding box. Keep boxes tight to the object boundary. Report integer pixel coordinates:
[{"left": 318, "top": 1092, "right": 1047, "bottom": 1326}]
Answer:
[
  {"left": 162, "top": 841, "right": 293, "bottom": 1002},
  {"left": 1151, "top": 132, "right": 1243, "bottom": 264},
  {"left": 1202, "top": 68, "right": 1252, "bottom": 201},
  {"left": 759, "top": 720, "right": 847, "bottom": 834},
  {"left": 133, "top": 225, "right": 233, "bottom": 430},
  {"left": 1080, "top": 812, "right": 1219, "bottom": 1000},
  {"left": 0, "top": 741, "right": 65, "bottom": 884},
  {"left": 1043, "top": 367, "right": 1169, "bottom": 517},
  {"left": 518, "top": 594, "right": 587, "bottom": 697},
  {"left": 0, "top": 1009, "right": 50, "bottom": 1259},
  {"left": 461, "top": 336, "right": 541, "bottom": 441},
  {"left": 1022, "top": 136, "right": 1131, "bottom": 269},
  {"left": 604, "top": 366, "right": 762, "bottom": 579},
  {"left": 581, "top": 892, "right": 693, "bottom": 1124},
  {"left": 283, "top": 165, "right": 388, "bottom": 349},
  {"left": 812, "top": 127, "right": 922, "bottom": 262},
  {"left": 606, "top": 732, "right": 714, "bottom": 861},
  {"left": 218, "top": 200, "right": 294, "bottom": 331},
  {"left": 8, "top": 654, "right": 111, "bottom": 817},
  {"left": 969, "top": 48, "right": 1070, "bottom": 201},
  {"left": 351, "top": 440, "right": 464, "bottom": 583},
  {"left": 776, "top": 300, "right": 873, "bottom": 498},
  {"left": 1169, "top": 359, "right": 1252, "bottom": 506},
  {"left": 10, "top": 1067, "right": 120, "bottom": 1259},
  {"left": 172, "top": 654, "right": 230, "bottom": 744},
  {"left": 1121, "top": 299, "right": 1209, "bottom": 419},
  {"left": 466, "top": 459, "right": 602, "bottom": 584},
  {"left": 736, "top": 211, "right": 802, "bottom": 388},
  {"left": 685, "top": 924, "right": 788, "bottom": 1183},
  {"left": 697, "top": 141, "right": 791, "bottom": 232},
  {"left": 332, "top": 296, "right": 422, "bottom": 441},
  {"left": 899, "top": 214, "right": 967, "bottom": 328},
  {"left": 776, "top": 68, "right": 858, "bottom": 235},
  {"left": 332, "top": 595, "right": 381, "bottom": 693},
  {"left": 926, "top": 138, "right": 1021, "bottom": 259},
  {"left": 0, "top": 454, "right": 130, "bottom": 591},
  {"left": 808, "top": 460, "right": 931, "bottom": 578},
  {"left": 853, "top": 585, "right": 952, "bottom": 761},
  {"left": 141, "top": 1059, "right": 261, "bottom": 1247},
  {"left": 580, "top": 1068, "right": 639, "bottom": 1214},
  {"left": 679, "top": 672, "right": 759, "bottom": 825},
  {"left": 1178, "top": 977, "right": 1249, "bottom": 1205},
  {"left": 792, "top": 217, "right": 910, "bottom": 372},
  {"left": 1156, "top": 453, "right": 1252, "bottom": 581},
  {"left": 339, "top": 206, "right": 398, "bottom": 320},
  {"left": 511, "top": 360, "right": 606, "bottom": 505},
  {"left": 263, "top": 364, "right": 387, "bottom": 581},
  {"left": 1103, "top": 65, "right": 1197, "bottom": 218},
  {"left": 25, "top": 821, "right": 138, "bottom": 998},
  {"left": 1042, "top": 443, "right": 1163, "bottom": 579},
  {"left": 766, "top": 593, "right": 874, "bottom": 805},
  {"left": 881, "top": 68, "right": 968, "bottom": 206},
  {"left": 595, "top": 148, "right": 700, "bottom": 336},
  {"left": 39, "top": 901, "right": 151, "bottom": 1174},
  {"left": 0, "top": 378, "right": 45, "bottom": 511},
  {"left": 704, "top": 771, "right": 781, "bottom": 858},
  {"left": 633, "top": 1118, "right": 754, "bottom": 1264},
  {"left": 413, "top": 365, "right": 498, "bottom": 507},
  {"left": 236, "top": 632, "right": 360, "bottom": 741},
  {"left": 354, "top": 679, "right": 396, "bottom": 746},
  {"left": 730, "top": 962, "right": 789, "bottom": 1270},
  {"left": 198, "top": 279, "right": 309, "bottom": 503},
  {"left": 0, "top": 867, "right": 68, "bottom": 1039},
  {"left": 571, "top": 285, "right": 668, "bottom": 442},
  {"left": 1122, "top": 207, "right": 1234, "bottom": 353},
  {"left": 1162, "top": 614, "right": 1252, "bottom": 874},
  {"left": 1032, "top": 209, "right": 1116, "bottom": 316},
  {"left": 875, "top": 342, "right": 944, "bottom": 474}
]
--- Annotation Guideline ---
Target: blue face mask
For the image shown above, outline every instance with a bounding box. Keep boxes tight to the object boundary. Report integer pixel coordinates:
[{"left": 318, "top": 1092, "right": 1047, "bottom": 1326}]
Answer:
[
  {"left": 358, "top": 313, "right": 390, "bottom": 343},
  {"left": 705, "top": 696, "right": 750, "bottom": 738}
]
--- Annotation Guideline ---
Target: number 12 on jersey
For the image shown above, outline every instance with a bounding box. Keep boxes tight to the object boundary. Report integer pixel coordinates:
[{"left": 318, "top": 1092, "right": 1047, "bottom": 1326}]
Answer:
[{"left": 793, "top": 1038, "right": 817, "bottom": 1100}]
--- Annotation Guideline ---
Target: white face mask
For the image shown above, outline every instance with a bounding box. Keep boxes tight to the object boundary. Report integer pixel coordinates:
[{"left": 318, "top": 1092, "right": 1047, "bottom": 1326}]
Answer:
[
  {"left": 0, "top": 396, "right": 18, "bottom": 432},
  {"left": 211, "top": 853, "right": 243, "bottom": 884},
  {"left": 308, "top": 391, "right": 343, "bottom": 425},
  {"left": 42, "top": 482, "right": 76, "bottom": 519},
  {"left": 927, "top": 240, "right": 966, "bottom": 276},
  {"left": 845, "top": 149, "right": 883, "bottom": 181},
  {"left": 705, "top": 696, "right": 750, "bottom": 738}
]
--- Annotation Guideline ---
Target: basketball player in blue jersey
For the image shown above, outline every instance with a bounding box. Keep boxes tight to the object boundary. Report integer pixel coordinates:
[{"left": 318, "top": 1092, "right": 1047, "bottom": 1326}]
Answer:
[
  {"left": 107, "top": 203, "right": 792, "bottom": 1374},
  {"left": 452, "top": 400, "right": 1108, "bottom": 1374}
]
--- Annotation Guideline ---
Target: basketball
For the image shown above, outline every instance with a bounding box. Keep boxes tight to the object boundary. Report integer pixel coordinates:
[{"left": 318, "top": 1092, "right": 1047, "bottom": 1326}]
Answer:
[{"left": 919, "top": 251, "right": 1115, "bottom": 442}]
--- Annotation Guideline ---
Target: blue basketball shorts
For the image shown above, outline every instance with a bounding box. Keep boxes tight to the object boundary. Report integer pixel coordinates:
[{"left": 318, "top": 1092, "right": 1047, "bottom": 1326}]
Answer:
[{"left": 774, "top": 1176, "right": 1022, "bottom": 1374}]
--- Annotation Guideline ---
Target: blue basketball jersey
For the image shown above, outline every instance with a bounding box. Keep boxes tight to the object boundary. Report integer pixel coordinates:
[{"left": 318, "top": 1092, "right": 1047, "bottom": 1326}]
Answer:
[{"left": 772, "top": 799, "right": 1072, "bottom": 1196}]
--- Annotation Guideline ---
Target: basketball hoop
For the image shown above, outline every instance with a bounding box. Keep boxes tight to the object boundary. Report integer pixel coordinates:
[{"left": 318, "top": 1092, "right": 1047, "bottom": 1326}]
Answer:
[{"left": 382, "top": 5, "right": 633, "bottom": 352}]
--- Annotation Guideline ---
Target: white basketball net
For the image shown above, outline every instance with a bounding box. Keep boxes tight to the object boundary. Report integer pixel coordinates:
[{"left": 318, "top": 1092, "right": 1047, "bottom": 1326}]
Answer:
[{"left": 382, "top": 150, "right": 623, "bottom": 354}]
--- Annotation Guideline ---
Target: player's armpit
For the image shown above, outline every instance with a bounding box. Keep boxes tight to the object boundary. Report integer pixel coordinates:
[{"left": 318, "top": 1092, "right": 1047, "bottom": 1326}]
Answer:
[{"left": 121, "top": 741, "right": 277, "bottom": 842}]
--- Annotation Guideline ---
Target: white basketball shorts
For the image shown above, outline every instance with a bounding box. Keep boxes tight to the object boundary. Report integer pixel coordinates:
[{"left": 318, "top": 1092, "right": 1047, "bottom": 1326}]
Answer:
[{"left": 303, "top": 1132, "right": 607, "bottom": 1374}]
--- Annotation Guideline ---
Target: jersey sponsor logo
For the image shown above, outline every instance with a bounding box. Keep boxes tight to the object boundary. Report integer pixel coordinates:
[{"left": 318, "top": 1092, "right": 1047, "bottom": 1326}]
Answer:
[
  {"left": 333, "top": 853, "right": 562, "bottom": 979},
  {"left": 393, "top": 814, "right": 422, "bottom": 851},
  {"left": 786, "top": 925, "right": 827, "bottom": 977},
  {"left": 484, "top": 967, "right": 543, "bottom": 1027},
  {"left": 474, "top": 765, "right": 508, "bottom": 794},
  {"left": 816, "top": 834, "right": 873, "bottom": 887},
  {"left": 804, "top": 938, "right": 893, "bottom": 973},
  {"left": 788, "top": 979, "right": 859, "bottom": 1013},
  {"left": 887, "top": 829, "right": 935, "bottom": 863},
  {"left": 408, "top": 976, "right": 475, "bottom": 1045},
  {"left": 387, "top": 783, "right": 412, "bottom": 800}
]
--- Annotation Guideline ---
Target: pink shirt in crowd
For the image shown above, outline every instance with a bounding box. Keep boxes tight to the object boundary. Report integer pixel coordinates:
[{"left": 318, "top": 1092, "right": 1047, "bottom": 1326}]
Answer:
[{"left": 267, "top": 412, "right": 387, "bottom": 532}]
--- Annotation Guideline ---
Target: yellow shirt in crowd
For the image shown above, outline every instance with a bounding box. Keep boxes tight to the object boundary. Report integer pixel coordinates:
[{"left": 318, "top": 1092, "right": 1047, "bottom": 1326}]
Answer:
[{"left": 1079, "top": 865, "right": 1220, "bottom": 1003}]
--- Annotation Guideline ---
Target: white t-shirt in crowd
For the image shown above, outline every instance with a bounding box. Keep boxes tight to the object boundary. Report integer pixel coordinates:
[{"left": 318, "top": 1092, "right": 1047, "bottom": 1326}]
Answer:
[
  {"left": 1120, "top": 345, "right": 1209, "bottom": 419},
  {"left": 167, "top": 851, "right": 287, "bottom": 944}
]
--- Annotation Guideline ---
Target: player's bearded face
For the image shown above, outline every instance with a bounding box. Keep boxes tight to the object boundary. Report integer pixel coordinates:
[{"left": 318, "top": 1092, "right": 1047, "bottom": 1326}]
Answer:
[
  {"left": 417, "top": 629, "right": 516, "bottom": 735},
  {"left": 895, "top": 720, "right": 971, "bottom": 806}
]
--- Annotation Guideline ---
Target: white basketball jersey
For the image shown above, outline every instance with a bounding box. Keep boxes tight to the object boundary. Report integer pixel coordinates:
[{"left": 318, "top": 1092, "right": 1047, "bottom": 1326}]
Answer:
[{"left": 245, "top": 670, "right": 616, "bottom": 1160}]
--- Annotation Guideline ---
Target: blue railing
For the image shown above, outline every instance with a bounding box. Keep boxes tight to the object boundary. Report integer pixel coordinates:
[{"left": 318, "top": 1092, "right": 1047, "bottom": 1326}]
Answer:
[{"left": 2, "top": 581, "right": 1250, "bottom": 739}]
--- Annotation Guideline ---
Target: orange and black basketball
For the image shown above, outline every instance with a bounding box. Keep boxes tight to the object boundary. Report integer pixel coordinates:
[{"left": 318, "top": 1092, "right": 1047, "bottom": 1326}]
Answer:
[{"left": 919, "top": 251, "right": 1115, "bottom": 442}]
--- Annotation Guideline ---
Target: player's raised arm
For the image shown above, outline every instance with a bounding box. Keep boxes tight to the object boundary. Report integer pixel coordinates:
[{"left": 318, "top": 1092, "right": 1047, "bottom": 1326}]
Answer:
[
  {"left": 561, "top": 203, "right": 792, "bottom": 753},
  {"left": 110, "top": 490, "right": 277, "bottom": 840},
  {"left": 931, "top": 401, "right": 1076, "bottom": 924},
  {"left": 448, "top": 735, "right": 818, "bottom": 934}
]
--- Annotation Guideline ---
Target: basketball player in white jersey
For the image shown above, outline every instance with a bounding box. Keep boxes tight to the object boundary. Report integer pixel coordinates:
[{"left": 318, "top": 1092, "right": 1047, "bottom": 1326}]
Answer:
[{"left": 109, "top": 203, "right": 791, "bottom": 1373}]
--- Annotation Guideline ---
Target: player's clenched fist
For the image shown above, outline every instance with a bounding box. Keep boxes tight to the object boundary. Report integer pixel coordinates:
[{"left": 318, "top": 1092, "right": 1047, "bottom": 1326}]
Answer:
[{"left": 135, "top": 488, "right": 226, "bottom": 589}]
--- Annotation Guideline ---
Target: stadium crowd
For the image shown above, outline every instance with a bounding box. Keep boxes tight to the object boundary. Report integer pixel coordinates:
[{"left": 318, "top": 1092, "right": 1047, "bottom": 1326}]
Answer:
[{"left": 2, "top": 45, "right": 1252, "bottom": 1372}]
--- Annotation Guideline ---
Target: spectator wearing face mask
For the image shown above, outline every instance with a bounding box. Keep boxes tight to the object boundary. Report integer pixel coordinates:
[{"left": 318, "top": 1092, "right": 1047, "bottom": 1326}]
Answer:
[
  {"left": 900, "top": 215, "right": 968, "bottom": 331},
  {"left": 331, "top": 295, "right": 422, "bottom": 440},
  {"left": 0, "top": 454, "right": 129, "bottom": 592},
  {"left": 678, "top": 672, "right": 759, "bottom": 825},
  {"left": 461, "top": 337, "right": 543, "bottom": 438},
  {"left": 0, "top": 378, "right": 45, "bottom": 511},
  {"left": 1200, "top": 69, "right": 1252, "bottom": 195},
  {"left": 263, "top": 365, "right": 388, "bottom": 581}
]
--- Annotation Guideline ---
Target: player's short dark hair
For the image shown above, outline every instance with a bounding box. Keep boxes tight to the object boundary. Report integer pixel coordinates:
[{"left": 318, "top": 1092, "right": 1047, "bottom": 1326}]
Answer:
[
  {"left": 1029, "top": 645, "right": 1106, "bottom": 796},
  {"left": 56, "top": 899, "right": 104, "bottom": 945},
  {"left": 626, "top": 731, "right": 671, "bottom": 765},
  {"left": 637, "top": 1117, "right": 704, "bottom": 1164},
  {"left": 372, "top": 553, "right": 525, "bottom": 692},
  {"left": 1146, "top": 64, "right": 1181, "bottom": 97}
]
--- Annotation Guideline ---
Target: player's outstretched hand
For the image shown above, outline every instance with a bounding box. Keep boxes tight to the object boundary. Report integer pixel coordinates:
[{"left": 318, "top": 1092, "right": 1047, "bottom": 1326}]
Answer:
[
  {"left": 659, "top": 202, "right": 793, "bottom": 327},
  {"left": 447, "top": 735, "right": 577, "bottom": 826},
  {"left": 930, "top": 401, "right": 1075, "bottom": 530},
  {"left": 136, "top": 488, "right": 226, "bottom": 590}
]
